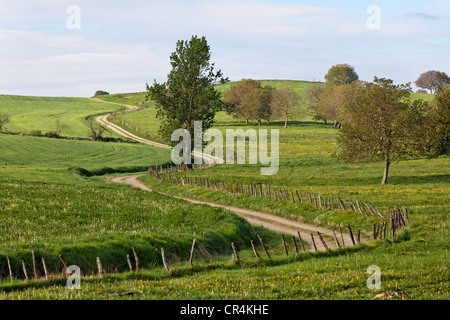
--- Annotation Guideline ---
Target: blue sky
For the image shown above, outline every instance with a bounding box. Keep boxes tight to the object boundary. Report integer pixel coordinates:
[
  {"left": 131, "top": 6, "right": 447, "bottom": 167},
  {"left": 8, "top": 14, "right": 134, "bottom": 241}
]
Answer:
[{"left": 0, "top": 0, "right": 449, "bottom": 97}]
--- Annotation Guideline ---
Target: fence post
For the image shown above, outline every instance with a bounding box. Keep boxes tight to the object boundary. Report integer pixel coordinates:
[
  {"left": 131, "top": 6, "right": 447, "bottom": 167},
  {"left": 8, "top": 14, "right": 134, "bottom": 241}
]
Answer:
[
  {"left": 251, "top": 240, "right": 261, "bottom": 259},
  {"left": 317, "top": 232, "right": 329, "bottom": 250},
  {"left": 231, "top": 242, "right": 240, "bottom": 262},
  {"left": 96, "top": 257, "right": 104, "bottom": 278},
  {"left": 310, "top": 234, "right": 318, "bottom": 251},
  {"left": 291, "top": 235, "right": 299, "bottom": 255},
  {"left": 31, "top": 250, "right": 37, "bottom": 280},
  {"left": 347, "top": 226, "right": 356, "bottom": 246},
  {"left": 297, "top": 231, "right": 306, "bottom": 252},
  {"left": 190, "top": 239, "right": 196, "bottom": 266},
  {"left": 22, "top": 260, "right": 28, "bottom": 281},
  {"left": 126, "top": 254, "right": 133, "bottom": 273},
  {"left": 132, "top": 246, "right": 139, "bottom": 272},
  {"left": 7, "top": 257, "right": 13, "bottom": 283},
  {"left": 281, "top": 235, "right": 289, "bottom": 256},
  {"left": 41, "top": 257, "right": 48, "bottom": 280},
  {"left": 257, "top": 235, "right": 270, "bottom": 258}
]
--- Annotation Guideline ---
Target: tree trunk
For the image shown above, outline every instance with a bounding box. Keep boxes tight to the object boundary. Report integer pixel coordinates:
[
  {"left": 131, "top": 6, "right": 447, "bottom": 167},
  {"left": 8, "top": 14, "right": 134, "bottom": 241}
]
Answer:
[
  {"left": 284, "top": 117, "right": 288, "bottom": 128},
  {"left": 381, "top": 153, "right": 390, "bottom": 185},
  {"left": 246, "top": 119, "right": 249, "bottom": 125}
]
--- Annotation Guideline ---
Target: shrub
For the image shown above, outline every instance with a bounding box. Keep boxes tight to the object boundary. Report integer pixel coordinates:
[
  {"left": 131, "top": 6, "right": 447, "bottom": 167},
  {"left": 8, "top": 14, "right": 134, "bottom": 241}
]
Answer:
[{"left": 94, "top": 90, "right": 110, "bottom": 96}]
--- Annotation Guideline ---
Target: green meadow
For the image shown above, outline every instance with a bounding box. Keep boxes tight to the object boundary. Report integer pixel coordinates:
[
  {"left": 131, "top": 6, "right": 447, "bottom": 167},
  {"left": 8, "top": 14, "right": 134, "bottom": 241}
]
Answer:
[
  {"left": 0, "top": 95, "right": 122, "bottom": 139},
  {"left": 0, "top": 82, "right": 447, "bottom": 300}
]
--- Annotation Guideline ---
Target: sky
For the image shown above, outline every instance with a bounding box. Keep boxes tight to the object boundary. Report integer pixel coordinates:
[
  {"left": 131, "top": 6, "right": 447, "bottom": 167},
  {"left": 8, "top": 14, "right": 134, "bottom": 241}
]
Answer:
[{"left": 0, "top": 0, "right": 449, "bottom": 97}]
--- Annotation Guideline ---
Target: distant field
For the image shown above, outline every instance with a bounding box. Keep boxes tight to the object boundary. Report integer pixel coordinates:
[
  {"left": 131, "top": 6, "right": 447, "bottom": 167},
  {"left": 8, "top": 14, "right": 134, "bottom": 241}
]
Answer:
[
  {"left": 0, "top": 134, "right": 264, "bottom": 279},
  {"left": 0, "top": 134, "right": 172, "bottom": 183},
  {"left": 0, "top": 95, "right": 122, "bottom": 139}
]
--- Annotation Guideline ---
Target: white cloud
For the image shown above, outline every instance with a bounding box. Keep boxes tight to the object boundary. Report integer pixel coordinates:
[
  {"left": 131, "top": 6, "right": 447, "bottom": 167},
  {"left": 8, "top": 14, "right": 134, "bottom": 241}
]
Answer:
[{"left": 0, "top": 0, "right": 448, "bottom": 96}]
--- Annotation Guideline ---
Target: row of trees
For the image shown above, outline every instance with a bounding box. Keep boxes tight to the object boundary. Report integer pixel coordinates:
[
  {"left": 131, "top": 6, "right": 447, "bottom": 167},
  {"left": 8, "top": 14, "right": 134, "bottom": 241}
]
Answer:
[
  {"left": 147, "top": 37, "right": 448, "bottom": 185},
  {"left": 223, "top": 79, "right": 302, "bottom": 128},
  {"left": 304, "top": 63, "right": 449, "bottom": 184}
]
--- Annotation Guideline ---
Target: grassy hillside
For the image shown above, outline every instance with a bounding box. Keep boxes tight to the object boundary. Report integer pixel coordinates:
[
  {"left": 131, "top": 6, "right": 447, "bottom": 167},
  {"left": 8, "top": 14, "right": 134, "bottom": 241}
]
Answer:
[
  {"left": 0, "top": 134, "right": 266, "bottom": 282},
  {"left": 0, "top": 134, "right": 172, "bottom": 183},
  {"left": 0, "top": 95, "right": 122, "bottom": 139}
]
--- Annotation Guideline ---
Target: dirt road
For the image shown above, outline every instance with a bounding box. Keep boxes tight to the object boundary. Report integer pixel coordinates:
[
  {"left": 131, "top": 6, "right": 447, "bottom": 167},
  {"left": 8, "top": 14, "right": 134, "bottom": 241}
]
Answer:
[
  {"left": 91, "top": 98, "right": 356, "bottom": 251},
  {"left": 111, "top": 175, "right": 354, "bottom": 251}
]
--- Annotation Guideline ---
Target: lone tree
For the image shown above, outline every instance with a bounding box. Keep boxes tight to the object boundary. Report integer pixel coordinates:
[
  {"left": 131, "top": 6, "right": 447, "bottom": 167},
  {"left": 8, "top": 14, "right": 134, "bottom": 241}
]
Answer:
[
  {"left": 147, "top": 35, "right": 228, "bottom": 144},
  {"left": 270, "top": 87, "right": 302, "bottom": 128},
  {"left": 324, "top": 64, "right": 359, "bottom": 86},
  {"left": 337, "top": 77, "right": 427, "bottom": 185},
  {"left": 0, "top": 113, "right": 9, "bottom": 132},
  {"left": 414, "top": 70, "right": 450, "bottom": 94}
]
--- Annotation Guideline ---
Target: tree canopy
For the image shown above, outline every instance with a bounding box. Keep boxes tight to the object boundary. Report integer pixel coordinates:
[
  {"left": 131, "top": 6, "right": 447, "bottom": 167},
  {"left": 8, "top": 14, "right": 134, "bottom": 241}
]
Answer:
[
  {"left": 324, "top": 64, "right": 359, "bottom": 86},
  {"left": 414, "top": 70, "right": 450, "bottom": 94},
  {"left": 270, "top": 87, "right": 302, "bottom": 128},
  {"left": 337, "top": 77, "right": 427, "bottom": 184},
  {"left": 146, "top": 35, "right": 228, "bottom": 144}
]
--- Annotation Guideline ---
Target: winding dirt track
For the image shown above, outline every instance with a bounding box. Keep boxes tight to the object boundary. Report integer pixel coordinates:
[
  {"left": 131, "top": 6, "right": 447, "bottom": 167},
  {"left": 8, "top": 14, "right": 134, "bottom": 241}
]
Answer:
[{"left": 91, "top": 98, "right": 356, "bottom": 251}]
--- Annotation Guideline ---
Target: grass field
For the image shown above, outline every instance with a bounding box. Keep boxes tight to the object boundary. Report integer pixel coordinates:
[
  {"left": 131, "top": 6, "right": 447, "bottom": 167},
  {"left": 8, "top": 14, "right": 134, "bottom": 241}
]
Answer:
[
  {"left": 0, "top": 80, "right": 447, "bottom": 300},
  {"left": 0, "top": 95, "right": 123, "bottom": 139}
]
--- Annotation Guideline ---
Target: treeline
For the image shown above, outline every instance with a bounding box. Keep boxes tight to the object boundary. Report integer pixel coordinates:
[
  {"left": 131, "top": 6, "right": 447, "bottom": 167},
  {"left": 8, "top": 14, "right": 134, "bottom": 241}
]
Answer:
[
  {"left": 223, "top": 79, "right": 303, "bottom": 128},
  {"left": 301, "top": 64, "right": 449, "bottom": 184}
]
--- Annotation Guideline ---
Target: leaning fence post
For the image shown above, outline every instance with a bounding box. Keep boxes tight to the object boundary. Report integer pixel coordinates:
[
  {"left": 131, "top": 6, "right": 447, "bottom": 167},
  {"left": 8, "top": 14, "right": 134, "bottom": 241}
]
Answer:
[
  {"left": 190, "top": 238, "right": 196, "bottom": 266},
  {"left": 317, "top": 232, "right": 329, "bottom": 250},
  {"left": 231, "top": 242, "right": 240, "bottom": 262},
  {"left": 7, "top": 256, "right": 13, "bottom": 283},
  {"left": 161, "top": 247, "right": 170, "bottom": 273},
  {"left": 291, "top": 235, "right": 299, "bottom": 255},
  {"left": 96, "top": 257, "right": 104, "bottom": 278},
  {"left": 297, "top": 231, "right": 306, "bottom": 252},
  {"left": 251, "top": 240, "right": 261, "bottom": 259},
  {"left": 132, "top": 246, "right": 139, "bottom": 272},
  {"left": 257, "top": 234, "right": 270, "bottom": 258},
  {"left": 347, "top": 226, "right": 356, "bottom": 246},
  {"left": 58, "top": 254, "right": 68, "bottom": 275},
  {"left": 22, "top": 260, "right": 28, "bottom": 281},
  {"left": 310, "top": 234, "right": 318, "bottom": 251},
  {"left": 281, "top": 235, "right": 289, "bottom": 256},
  {"left": 41, "top": 257, "right": 49, "bottom": 280},
  {"left": 126, "top": 254, "right": 133, "bottom": 273}
]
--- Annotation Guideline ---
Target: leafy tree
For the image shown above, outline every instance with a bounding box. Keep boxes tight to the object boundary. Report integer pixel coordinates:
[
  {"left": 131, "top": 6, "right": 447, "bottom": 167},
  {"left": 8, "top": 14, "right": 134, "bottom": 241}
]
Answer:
[
  {"left": 412, "top": 85, "right": 450, "bottom": 157},
  {"left": 146, "top": 35, "right": 228, "bottom": 143},
  {"left": 270, "top": 87, "right": 302, "bottom": 128},
  {"left": 414, "top": 70, "right": 450, "bottom": 94},
  {"left": 337, "top": 77, "right": 427, "bottom": 185},
  {"left": 316, "top": 82, "right": 364, "bottom": 127},
  {"left": 223, "top": 79, "right": 262, "bottom": 125},
  {"left": 0, "top": 113, "right": 9, "bottom": 132},
  {"left": 94, "top": 90, "right": 109, "bottom": 96},
  {"left": 304, "top": 83, "right": 327, "bottom": 123},
  {"left": 240, "top": 87, "right": 272, "bottom": 126},
  {"left": 324, "top": 64, "right": 359, "bottom": 86}
]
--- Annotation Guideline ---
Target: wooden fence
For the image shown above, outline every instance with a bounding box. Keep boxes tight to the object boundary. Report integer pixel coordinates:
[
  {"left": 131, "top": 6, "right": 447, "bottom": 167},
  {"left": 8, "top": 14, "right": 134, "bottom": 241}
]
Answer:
[
  {"left": 0, "top": 228, "right": 363, "bottom": 283},
  {"left": 149, "top": 168, "right": 388, "bottom": 222}
]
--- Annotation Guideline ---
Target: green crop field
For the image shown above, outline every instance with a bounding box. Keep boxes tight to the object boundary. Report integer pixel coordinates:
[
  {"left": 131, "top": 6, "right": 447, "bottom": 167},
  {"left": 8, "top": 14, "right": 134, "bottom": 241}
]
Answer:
[{"left": 0, "top": 95, "right": 123, "bottom": 139}]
